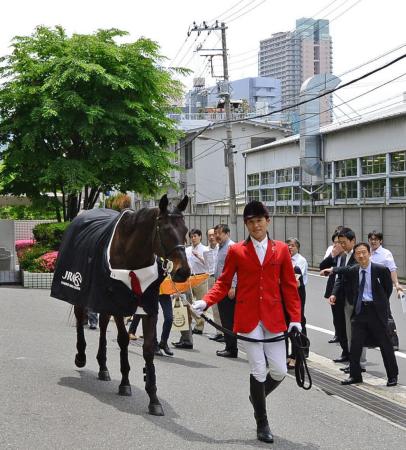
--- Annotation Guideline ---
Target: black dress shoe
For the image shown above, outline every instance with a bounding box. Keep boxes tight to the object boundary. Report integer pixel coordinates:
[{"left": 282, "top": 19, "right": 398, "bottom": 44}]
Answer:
[
  {"left": 215, "top": 335, "right": 225, "bottom": 342},
  {"left": 172, "top": 341, "right": 193, "bottom": 349},
  {"left": 192, "top": 329, "right": 203, "bottom": 335},
  {"left": 341, "top": 377, "right": 363, "bottom": 385},
  {"left": 340, "top": 366, "right": 366, "bottom": 374},
  {"left": 387, "top": 377, "right": 398, "bottom": 387},
  {"left": 333, "top": 355, "right": 349, "bottom": 363},
  {"left": 209, "top": 334, "right": 224, "bottom": 341},
  {"left": 328, "top": 336, "right": 340, "bottom": 343},
  {"left": 154, "top": 346, "right": 164, "bottom": 356},
  {"left": 216, "top": 349, "right": 238, "bottom": 358},
  {"left": 159, "top": 341, "right": 174, "bottom": 356}
]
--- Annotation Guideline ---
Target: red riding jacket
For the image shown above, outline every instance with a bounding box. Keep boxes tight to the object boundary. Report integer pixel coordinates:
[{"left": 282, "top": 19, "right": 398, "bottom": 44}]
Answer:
[{"left": 203, "top": 238, "right": 301, "bottom": 333}]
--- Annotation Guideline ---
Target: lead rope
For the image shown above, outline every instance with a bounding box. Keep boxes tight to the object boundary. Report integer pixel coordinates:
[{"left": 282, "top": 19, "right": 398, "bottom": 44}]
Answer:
[{"left": 168, "top": 276, "right": 312, "bottom": 390}]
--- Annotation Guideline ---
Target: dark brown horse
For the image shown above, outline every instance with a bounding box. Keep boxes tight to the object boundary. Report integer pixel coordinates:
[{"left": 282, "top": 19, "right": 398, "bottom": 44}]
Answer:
[{"left": 71, "top": 195, "right": 190, "bottom": 415}]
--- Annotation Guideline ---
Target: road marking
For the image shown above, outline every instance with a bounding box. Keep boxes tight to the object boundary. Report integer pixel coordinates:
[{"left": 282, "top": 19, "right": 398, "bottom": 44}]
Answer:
[
  {"left": 307, "top": 324, "right": 335, "bottom": 335},
  {"left": 307, "top": 324, "right": 406, "bottom": 359}
]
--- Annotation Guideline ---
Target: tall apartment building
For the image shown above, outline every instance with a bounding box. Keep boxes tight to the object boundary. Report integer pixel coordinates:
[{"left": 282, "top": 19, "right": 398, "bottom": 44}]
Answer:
[{"left": 258, "top": 18, "right": 333, "bottom": 130}]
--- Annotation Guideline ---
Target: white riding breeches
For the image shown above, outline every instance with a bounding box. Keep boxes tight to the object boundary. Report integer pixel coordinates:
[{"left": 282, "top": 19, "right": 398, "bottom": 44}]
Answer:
[{"left": 239, "top": 321, "right": 287, "bottom": 382}]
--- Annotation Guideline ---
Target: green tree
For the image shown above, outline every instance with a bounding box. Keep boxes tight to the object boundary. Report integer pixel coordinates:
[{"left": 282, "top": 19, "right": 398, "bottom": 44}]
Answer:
[{"left": 0, "top": 26, "right": 185, "bottom": 221}]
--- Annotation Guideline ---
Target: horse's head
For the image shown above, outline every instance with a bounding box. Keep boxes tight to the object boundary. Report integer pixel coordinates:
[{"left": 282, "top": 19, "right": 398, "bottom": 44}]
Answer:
[{"left": 155, "top": 194, "right": 191, "bottom": 282}]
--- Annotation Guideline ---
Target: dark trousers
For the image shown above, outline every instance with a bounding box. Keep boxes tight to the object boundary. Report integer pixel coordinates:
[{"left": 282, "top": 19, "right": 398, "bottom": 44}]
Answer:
[
  {"left": 155, "top": 295, "right": 173, "bottom": 345},
  {"left": 218, "top": 296, "right": 237, "bottom": 353},
  {"left": 334, "top": 299, "right": 349, "bottom": 357},
  {"left": 350, "top": 303, "right": 398, "bottom": 380},
  {"left": 291, "top": 291, "right": 308, "bottom": 359}
]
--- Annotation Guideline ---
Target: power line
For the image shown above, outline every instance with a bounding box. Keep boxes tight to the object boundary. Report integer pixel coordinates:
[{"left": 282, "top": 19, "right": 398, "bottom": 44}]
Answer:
[{"left": 189, "top": 71, "right": 406, "bottom": 163}]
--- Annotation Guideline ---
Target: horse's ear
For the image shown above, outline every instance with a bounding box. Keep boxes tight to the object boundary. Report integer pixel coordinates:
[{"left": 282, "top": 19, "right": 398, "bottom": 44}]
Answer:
[
  {"left": 159, "top": 194, "right": 169, "bottom": 214},
  {"left": 176, "top": 195, "right": 189, "bottom": 212}
]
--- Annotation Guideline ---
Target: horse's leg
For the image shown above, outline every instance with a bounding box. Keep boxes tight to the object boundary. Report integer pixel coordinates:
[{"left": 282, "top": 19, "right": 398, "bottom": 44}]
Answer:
[
  {"left": 114, "top": 315, "right": 132, "bottom": 396},
  {"left": 74, "top": 305, "right": 87, "bottom": 368},
  {"left": 97, "top": 313, "right": 111, "bottom": 381},
  {"left": 142, "top": 315, "right": 164, "bottom": 416}
]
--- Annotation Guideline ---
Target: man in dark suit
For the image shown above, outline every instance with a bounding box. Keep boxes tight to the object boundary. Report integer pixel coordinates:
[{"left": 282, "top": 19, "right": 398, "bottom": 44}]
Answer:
[
  {"left": 324, "top": 243, "right": 399, "bottom": 386},
  {"left": 320, "top": 231, "right": 347, "bottom": 358},
  {"left": 326, "top": 228, "right": 365, "bottom": 367}
]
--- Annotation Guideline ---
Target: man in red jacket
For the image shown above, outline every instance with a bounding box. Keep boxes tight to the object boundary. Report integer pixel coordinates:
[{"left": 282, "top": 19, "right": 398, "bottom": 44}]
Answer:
[{"left": 192, "top": 201, "right": 301, "bottom": 444}]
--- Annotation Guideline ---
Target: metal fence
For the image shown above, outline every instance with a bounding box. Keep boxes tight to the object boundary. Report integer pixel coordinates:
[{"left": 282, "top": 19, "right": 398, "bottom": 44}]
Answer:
[
  {"left": 185, "top": 205, "right": 406, "bottom": 278},
  {"left": 14, "top": 219, "right": 56, "bottom": 241}
]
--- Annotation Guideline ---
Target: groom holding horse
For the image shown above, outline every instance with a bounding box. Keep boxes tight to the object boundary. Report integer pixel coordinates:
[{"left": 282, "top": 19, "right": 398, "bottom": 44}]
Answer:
[{"left": 192, "top": 200, "right": 301, "bottom": 443}]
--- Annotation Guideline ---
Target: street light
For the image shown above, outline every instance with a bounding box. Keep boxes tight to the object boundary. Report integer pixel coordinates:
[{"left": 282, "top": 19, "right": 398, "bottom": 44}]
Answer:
[{"left": 197, "top": 135, "right": 237, "bottom": 234}]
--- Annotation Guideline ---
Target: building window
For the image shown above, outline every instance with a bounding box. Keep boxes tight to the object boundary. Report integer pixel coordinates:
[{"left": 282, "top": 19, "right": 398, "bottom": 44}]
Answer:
[
  {"left": 276, "top": 205, "right": 291, "bottom": 214},
  {"left": 324, "top": 162, "right": 332, "bottom": 179},
  {"left": 276, "top": 168, "right": 292, "bottom": 183},
  {"left": 391, "top": 151, "right": 406, "bottom": 172},
  {"left": 335, "top": 181, "right": 357, "bottom": 199},
  {"left": 183, "top": 141, "right": 193, "bottom": 169},
  {"left": 276, "top": 187, "right": 291, "bottom": 201},
  {"left": 335, "top": 159, "right": 357, "bottom": 178},
  {"left": 293, "top": 167, "right": 301, "bottom": 182},
  {"left": 261, "top": 188, "right": 274, "bottom": 202},
  {"left": 251, "top": 137, "right": 276, "bottom": 148},
  {"left": 293, "top": 186, "right": 301, "bottom": 201},
  {"left": 247, "top": 173, "right": 260, "bottom": 187},
  {"left": 260, "top": 171, "right": 274, "bottom": 185},
  {"left": 248, "top": 190, "right": 260, "bottom": 201},
  {"left": 361, "top": 179, "right": 385, "bottom": 198},
  {"left": 391, "top": 177, "right": 406, "bottom": 197},
  {"left": 318, "top": 184, "right": 332, "bottom": 200},
  {"left": 361, "top": 154, "right": 386, "bottom": 175}
]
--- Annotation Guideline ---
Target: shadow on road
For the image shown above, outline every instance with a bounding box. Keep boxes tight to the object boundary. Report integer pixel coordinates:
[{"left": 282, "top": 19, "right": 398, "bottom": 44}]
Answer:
[{"left": 58, "top": 370, "right": 319, "bottom": 449}]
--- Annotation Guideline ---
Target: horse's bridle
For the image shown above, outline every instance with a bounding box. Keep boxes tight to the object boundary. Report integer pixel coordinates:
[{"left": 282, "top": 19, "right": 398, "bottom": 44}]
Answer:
[{"left": 153, "top": 212, "right": 186, "bottom": 272}]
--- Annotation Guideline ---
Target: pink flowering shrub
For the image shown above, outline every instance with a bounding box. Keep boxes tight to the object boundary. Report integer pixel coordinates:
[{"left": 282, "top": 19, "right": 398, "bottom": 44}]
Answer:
[
  {"left": 15, "top": 239, "right": 36, "bottom": 251},
  {"left": 15, "top": 239, "right": 36, "bottom": 260},
  {"left": 38, "top": 251, "right": 59, "bottom": 273}
]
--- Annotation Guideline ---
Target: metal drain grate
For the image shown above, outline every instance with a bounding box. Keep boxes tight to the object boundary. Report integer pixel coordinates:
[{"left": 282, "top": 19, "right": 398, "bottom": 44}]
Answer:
[{"left": 310, "top": 368, "right": 406, "bottom": 429}]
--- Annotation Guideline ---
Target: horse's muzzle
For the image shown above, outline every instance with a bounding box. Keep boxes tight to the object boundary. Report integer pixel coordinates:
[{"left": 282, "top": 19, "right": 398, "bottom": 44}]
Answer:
[{"left": 171, "top": 267, "right": 191, "bottom": 282}]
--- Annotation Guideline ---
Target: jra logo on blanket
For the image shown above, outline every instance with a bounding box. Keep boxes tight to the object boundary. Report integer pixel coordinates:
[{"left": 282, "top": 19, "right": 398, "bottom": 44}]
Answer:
[{"left": 61, "top": 271, "right": 82, "bottom": 290}]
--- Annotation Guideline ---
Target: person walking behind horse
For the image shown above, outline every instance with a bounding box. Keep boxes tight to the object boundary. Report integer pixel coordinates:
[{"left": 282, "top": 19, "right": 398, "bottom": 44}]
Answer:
[
  {"left": 154, "top": 294, "right": 175, "bottom": 356},
  {"left": 212, "top": 223, "right": 238, "bottom": 358},
  {"left": 204, "top": 227, "right": 224, "bottom": 342},
  {"left": 173, "top": 228, "right": 208, "bottom": 349},
  {"left": 192, "top": 201, "right": 301, "bottom": 443},
  {"left": 286, "top": 238, "right": 308, "bottom": 367}
]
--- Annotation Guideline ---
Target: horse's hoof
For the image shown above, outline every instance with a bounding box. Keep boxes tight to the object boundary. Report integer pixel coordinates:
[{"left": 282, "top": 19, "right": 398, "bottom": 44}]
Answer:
[
  {"left": 75, "top": 354, "right": 86, "bottom": 368},
  {"left": 98, "top": 370, "right": 111, "bottom": 381},
  {"left": 118, "top": 385, "right": 132, "bottom": 396},
  {"left": 148, "top": 403, "right": 164, "bottom": 416}
]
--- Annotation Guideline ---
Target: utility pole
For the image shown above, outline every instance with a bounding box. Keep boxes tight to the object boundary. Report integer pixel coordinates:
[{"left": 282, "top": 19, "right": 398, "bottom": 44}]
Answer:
[
  {"left": 220, "top": 22, "right": 237, "bottom": 231},
  {"left": 189, "top": 21, "right": 237, "bottom": 236}
]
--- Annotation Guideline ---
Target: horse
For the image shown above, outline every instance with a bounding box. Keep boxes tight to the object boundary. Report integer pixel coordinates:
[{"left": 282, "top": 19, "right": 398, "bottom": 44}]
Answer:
[{"left": 51, "top": 194, "right": 190, "bottom": 416}]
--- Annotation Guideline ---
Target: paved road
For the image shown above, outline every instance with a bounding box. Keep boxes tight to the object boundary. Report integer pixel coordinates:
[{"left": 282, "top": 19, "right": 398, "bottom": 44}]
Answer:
[
  {"left": 305, "top": 272, "right": 406, "bottom": 385},
  {"left": 0, "top": 286, "right": 405, "bottom": 449}
]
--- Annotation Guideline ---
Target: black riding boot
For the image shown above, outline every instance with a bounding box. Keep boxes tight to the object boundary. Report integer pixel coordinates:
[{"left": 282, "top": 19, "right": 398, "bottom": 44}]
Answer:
[
  {"left": 250, "top": 375, "right": 274, "bottom": 443},
  {"left": 264, "top": 372, "right": 284, "bottom": 397}
]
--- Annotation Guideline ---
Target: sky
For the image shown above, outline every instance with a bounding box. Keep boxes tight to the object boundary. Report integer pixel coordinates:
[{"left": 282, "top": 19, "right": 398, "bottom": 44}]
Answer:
[{"left": 2, "top": 0, "right": 406, "bottom": 117}]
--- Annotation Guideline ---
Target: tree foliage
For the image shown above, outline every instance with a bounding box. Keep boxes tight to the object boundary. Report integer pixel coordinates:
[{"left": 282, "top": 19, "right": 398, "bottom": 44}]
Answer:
[{"left": 0, "top": 26, "right": 185, "bottom": 220}]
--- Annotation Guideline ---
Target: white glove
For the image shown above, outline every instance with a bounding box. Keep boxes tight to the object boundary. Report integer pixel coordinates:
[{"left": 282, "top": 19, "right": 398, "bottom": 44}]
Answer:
[
  {"left": 288, "top": 322, "right": 302, "bottom": 333},
  {"left": 192, "top": 300, "right": 207, "bottom": 316}
]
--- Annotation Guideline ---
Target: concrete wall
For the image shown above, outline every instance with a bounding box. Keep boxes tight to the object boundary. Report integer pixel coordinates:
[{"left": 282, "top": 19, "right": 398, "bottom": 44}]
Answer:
[{"left": 185, "top": 205, "right": 406, "bottom": 278}]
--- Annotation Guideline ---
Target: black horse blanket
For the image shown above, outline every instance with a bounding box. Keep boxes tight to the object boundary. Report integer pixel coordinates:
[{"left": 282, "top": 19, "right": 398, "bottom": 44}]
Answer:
[{"left": 51, "top": 208, "right": 164, "bottom": 316}]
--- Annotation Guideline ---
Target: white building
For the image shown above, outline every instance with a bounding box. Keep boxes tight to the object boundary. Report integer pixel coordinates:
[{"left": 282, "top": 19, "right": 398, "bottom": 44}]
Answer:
[
  {"left": 243, "top": 102, "right": 406, "bottom": 214},
  {"left": 170, "top": 120, "right": 290, "bottom": 213}
]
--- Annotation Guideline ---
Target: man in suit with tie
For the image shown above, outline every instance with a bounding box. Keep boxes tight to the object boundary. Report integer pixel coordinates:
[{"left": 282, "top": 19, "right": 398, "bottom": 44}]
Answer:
[
  {"left": 326, "top": 228, "right": 367, "bottom": 371},
  {"left": 191, "top": 201, "right": 301, "bottom": 443},
  {"left": 328, "top": 243, "right": 398, "bottom": 386}
]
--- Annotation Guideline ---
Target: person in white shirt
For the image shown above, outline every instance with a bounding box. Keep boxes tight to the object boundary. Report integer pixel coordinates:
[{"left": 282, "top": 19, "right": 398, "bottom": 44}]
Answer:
[
  {"left": 286, "top": 238, "right": 308, "bottom": 286},
  {"left": 204, "top": 228, "right": 223, "bottom": 342},
  {"left": 368, "top": 230, "right": 403, "bottom": 294},
  {"left": 173, "top": 228, "right": 208, "bottom": 348}
]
